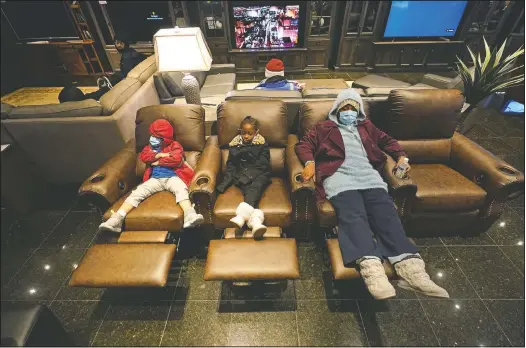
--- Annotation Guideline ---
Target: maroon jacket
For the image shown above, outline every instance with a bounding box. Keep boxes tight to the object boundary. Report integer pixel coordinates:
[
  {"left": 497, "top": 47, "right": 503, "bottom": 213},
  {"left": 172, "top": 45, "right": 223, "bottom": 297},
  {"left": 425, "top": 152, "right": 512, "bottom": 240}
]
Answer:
[{"left": 295, "top": 119, "right": 406, "bottom": 202}]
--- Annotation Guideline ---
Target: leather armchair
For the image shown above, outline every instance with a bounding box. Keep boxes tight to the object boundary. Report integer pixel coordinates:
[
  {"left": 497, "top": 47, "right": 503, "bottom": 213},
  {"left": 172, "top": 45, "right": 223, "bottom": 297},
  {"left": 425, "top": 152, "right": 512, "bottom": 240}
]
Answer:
[
  {"left": 210, "top": 100, "right": 314, "bottom": 230},
  {"left": 78, "top": 104, "right": 218, "bottom": 231}
]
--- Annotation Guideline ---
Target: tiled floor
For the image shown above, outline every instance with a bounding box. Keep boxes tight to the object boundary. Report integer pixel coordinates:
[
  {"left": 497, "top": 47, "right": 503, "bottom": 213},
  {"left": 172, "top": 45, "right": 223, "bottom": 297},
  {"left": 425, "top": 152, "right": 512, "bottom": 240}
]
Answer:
[{"left": 1, "top": 73, "right": 524, "bottom": 346}]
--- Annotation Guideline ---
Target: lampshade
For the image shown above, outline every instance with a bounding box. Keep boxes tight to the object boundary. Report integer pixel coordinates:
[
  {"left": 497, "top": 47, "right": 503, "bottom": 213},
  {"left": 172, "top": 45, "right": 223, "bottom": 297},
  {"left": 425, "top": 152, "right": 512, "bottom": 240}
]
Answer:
[{"left": 154, "top": 27, "right": 213, "bottom": 72}]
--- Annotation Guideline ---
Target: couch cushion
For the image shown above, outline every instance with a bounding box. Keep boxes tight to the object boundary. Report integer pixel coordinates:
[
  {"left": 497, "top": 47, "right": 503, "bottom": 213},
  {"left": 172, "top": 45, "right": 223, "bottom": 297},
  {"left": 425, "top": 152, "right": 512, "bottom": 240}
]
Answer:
[
  {"left": 99, "top": 78, "right": 142, "bottom": 116},
  {"left": 226, "top": 90, "right": 303, "bottom": 100},
  {"left": 69, "top": 244, "right": 176, "bottom": 287},
  {"left": 200, "top": 84, "right": 233, "bottom": 98},
  {"left": 224, "top": 226, "right": 282, "bottom": 239},
  {"left": 295, "top": 78, "right": 348, "bottom": 89},
  {"left": 126, "top": 55, "right": 157, "bottom": 84},
  {"left": 302, "top": 88, "right": 347, "bottom": 99},
  {"left": 153, "top": 74, "right": 173, "bottom": 100},
  {"left": 1, "top": 102, "right": 13, "bottom": 119},
  {"left": 409, "top": 164, "right": 487, "bottom": 213},
  {"left": 204, "top": 239, "right": 299, "bottom": 281},
  {"left": 203, "top": 73, "right": 236, "bottom": 87},
  {"left": 409, "top": 83, "right": 437, "bottom": 89},
  {"left": 7, "top": 99, "right": 103, "bottom": 119},
  {"left": 213, "top": 177, "right": 292, "bottom": 228},
  {"left": 353, "top": 74, "right": 411, "bottom": 89},
  {"left": 104, "top": 190, "right": 184, "bottom": 231}
]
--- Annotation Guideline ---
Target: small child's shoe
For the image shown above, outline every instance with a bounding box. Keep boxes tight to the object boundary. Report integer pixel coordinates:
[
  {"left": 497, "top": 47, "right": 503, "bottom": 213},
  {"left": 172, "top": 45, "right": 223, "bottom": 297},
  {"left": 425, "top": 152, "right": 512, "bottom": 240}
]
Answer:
[
  {"left": 99, "top": 213, "right": 124, "bottom": 233},
  {"left": 184, "top": 211, "right": 204, "bottom": 228},
  {"left": 247, "top": 209, "right": 267, "bottom": 240}
]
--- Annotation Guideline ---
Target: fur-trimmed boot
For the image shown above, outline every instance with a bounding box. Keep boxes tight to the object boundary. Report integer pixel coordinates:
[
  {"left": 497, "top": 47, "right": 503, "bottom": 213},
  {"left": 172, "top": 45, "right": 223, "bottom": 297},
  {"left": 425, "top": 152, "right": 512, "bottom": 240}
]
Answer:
[
  {"left": 230, "top": 202, "right": 254, "bottom": 229},
  {"left": 247, "top": 209, "right": 267, "bottom": 240},
  {"left": 394, "top": 257, "right": 449, "bottom": 298},
  {"left": 359, "top": 258, "right": 396, "bottom": 300}
]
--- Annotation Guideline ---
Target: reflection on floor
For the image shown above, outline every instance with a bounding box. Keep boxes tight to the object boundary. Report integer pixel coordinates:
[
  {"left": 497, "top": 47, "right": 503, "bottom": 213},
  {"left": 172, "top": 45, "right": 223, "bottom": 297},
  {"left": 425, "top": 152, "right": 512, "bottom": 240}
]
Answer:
[{"left": 1, "top": 72, "right": 524, "bottom": 347}]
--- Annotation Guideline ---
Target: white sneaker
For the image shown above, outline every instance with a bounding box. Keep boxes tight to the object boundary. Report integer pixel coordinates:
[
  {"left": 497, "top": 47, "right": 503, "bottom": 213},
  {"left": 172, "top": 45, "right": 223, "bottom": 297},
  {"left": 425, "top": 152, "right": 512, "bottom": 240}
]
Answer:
[
  {"left": 99, "top": 212, "right": 124, "bottom": 233},
  {"left": 183, "top": 211, "right": 204, "bottom": 228},
  {"left": 247, "top": 209, "right": 267, "bottom": 240},
  {"left": 359, "top": 258, "right": 396, "bottom": 300},
  {"left": 394, "top": 258, "right": 450, "bottom": 298}
]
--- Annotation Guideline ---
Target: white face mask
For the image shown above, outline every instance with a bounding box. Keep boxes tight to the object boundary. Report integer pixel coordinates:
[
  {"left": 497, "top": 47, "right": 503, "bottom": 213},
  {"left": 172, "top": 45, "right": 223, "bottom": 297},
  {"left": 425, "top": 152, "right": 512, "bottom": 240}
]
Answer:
[
  {"left": 149, "top": 136, "right": 162, "bottom": 147},
  {"left": 339, "top": 110, "right": 358, "bottom": 125}
]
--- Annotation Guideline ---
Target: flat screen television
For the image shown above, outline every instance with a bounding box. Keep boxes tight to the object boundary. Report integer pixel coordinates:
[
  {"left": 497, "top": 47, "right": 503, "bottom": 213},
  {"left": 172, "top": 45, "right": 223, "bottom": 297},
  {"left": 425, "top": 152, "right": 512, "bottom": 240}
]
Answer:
[
  {"left": 232, "top": 4, "right": 301, "bottom": 49},
  {"left": 383, "top": 1, "right": 468, "bottom": 38},
  {"left": 1, "top": 1, "right": 79, "bottom": 41}
]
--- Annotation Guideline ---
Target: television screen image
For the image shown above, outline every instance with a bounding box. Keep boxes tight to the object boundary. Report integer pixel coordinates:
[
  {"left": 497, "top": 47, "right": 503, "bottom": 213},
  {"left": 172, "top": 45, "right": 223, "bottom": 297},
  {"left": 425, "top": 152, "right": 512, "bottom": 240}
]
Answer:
[
  {"left": 233, "top": 5, "right": 300, "bottom": 49},
  {"left": 384, "top": 1, "right": 467, "bottom": 38}
]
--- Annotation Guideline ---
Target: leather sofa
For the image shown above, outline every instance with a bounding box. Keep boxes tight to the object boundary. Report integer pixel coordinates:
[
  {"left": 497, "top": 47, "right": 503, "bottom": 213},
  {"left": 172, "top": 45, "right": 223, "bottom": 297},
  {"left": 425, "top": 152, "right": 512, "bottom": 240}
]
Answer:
[
  {"left": 69, "top": 104, "right": 220, "bottom": 288},
  {"left": 297, "top": 89, "right": 524, "bottom": 280},
  {"left": 1, "top": 55, "right": 159, "bottom": 184}
]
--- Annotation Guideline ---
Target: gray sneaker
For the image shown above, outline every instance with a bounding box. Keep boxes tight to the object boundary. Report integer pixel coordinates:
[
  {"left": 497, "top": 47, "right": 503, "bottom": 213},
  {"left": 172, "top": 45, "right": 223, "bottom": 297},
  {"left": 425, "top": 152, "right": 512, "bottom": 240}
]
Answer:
[
  {"left": 99, "top": 213, "right": 124, "bottom": 233},
  {"left": 183, "top": 211, "right": 204, "bottom": 228}
]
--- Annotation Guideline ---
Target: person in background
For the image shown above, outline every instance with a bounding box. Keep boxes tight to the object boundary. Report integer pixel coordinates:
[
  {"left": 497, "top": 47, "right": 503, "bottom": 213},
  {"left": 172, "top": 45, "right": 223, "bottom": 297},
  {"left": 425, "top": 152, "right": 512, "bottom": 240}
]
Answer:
[
  {"left": 255, "top": 58, "right": 305, "bottom": 91},
  {"left": 58, "top": 34, "right": 147, "bottom": 103},
  {"left": 295, "top": 88, "right": 449, "bottom": 300}
]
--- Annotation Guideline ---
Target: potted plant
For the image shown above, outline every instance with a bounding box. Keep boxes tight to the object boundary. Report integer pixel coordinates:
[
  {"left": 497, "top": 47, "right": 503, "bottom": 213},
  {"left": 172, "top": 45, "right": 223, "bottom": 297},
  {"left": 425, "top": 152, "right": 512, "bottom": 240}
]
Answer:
[{"left": 455, "top": 37, "right": 524, "bottom": 134}]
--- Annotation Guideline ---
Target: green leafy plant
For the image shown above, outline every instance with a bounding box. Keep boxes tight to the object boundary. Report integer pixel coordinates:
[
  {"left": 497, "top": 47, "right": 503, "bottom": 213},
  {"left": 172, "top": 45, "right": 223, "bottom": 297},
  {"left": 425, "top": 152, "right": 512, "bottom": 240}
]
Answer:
[{"left": 455, "top": 37, "right": 524, "bottom": 107}]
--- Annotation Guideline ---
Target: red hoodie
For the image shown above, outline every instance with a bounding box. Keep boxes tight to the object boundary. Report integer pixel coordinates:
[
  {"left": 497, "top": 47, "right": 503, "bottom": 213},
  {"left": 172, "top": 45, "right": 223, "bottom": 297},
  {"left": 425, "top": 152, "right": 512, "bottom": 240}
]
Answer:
[{"left": 138, "top": 119, "right": 194, "bottom": 187}]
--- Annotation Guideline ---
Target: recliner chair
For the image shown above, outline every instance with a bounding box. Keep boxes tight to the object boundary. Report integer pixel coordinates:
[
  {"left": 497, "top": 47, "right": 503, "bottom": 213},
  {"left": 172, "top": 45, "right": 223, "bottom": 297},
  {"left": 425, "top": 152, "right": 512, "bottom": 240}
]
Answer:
[{"left": 69, "top": 104, "right": 220, "bottom": 288}]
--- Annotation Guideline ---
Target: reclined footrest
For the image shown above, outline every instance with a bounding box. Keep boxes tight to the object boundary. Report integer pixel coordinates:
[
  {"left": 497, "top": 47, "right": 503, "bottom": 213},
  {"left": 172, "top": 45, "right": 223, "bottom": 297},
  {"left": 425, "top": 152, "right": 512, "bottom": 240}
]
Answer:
[
  {"left": 118, "top": 231, "right": 169, "bottom": 243},
  {"left": 69, "top": 244, "right": 176, "bottom": 287},
  {"left": 204, "top": 238, "right": 299, "bottom": 281},
  {"left": 326, "top": 239, "right": 395, "bottom": 280},
  {"left": 224, "top": 226, "right": 281, "bottom": 239}
]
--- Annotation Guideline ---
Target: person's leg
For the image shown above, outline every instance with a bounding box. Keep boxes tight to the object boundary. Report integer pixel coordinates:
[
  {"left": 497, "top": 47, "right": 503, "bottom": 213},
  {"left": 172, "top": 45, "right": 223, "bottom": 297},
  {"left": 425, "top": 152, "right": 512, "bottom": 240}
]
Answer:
[
  {"left": 243, "top": 177, "right": 269, "bottom": 240},
  {"left": 99, "top": 178, "right": 163, "bottom": 232},
  {"left": 362, "top": 188, "right": 449, "bottom": 298},
  {"left": 84, "top": 87, "right": 109, "bottom": 101},
  {"left": 164, "top": 176, "right": 204, "bottom": 228},
  {"left": 330, "top": 190, "right": 395, "bottom": 300}
]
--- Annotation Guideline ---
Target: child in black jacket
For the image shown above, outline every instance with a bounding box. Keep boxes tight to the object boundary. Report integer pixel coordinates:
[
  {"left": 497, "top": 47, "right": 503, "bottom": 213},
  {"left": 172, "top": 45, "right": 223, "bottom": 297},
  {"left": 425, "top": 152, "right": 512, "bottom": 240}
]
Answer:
[{"left": 216, "top": 116, "right": 271, "bottom": 239}]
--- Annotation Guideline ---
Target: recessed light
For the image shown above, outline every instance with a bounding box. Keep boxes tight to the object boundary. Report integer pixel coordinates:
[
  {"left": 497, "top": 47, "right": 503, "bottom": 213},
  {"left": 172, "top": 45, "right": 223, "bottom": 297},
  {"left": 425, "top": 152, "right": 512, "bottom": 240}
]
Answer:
[
  {"left": 499, "top": 222, "right": 506, "bottom": 227},
  {"left": 455, "top": 304, "right": 460, "bottom": 309},
  {"left": 72, "top": 263, "right": 78, "bottom": 269},
  {"left": 28, "top": 288, "right": 36, "bottom": 295},
  {"left": 517, "top": 241, "right": 523, "bottom": 246},
  {"left": 44, "top": 264, "right": 50, "bottom": 270},
  {"left": 437, "top": 272, "right": 443, "bottom": 278}
]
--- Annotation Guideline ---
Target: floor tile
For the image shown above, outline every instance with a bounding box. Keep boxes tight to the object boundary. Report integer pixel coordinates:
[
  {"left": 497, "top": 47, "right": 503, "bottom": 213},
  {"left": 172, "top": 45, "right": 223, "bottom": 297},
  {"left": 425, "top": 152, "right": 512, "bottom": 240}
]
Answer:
[
  {"left": 1, "top": 211, "right": 66, "bottom": 251},
  {"left": 161, "top": 301, "right": 231, "bottom": 346},
  {"left": 358, "top": 299, "right": 439, "bottom": 346},
  {"left": 448, "top": 246, "right": 524, "bottom": 299},
  {"left": 91, "top": 302, "right": 170, "bottom": 346},
  {"left": 486, "top": 209, "right": 525, "bottom": 246},
  {"left": 509, "top": 205, "right": 524, "bottom": 219},
  {"left": 507, "top": 196, "right": 525, "bottom": 208},
  {"left": 408, "top": 237, "right": 444, "bottom": 246},
  {"left": 296, "top": 300, "right": 367, "bottom": 346},
  {"left": 485, "top": 299, "right": 525, "bottom": 346},
  {"left": 229, "top": 310, "right": 298, "bottom": 346},
  {"left": 440, "top": 232, "right": 496, "bottom": 246},
  {"left": 2, "top": 247, "right": 85, "bottom": 301},
  {"left": 40, "top": 211, "right": 100, "bottom": 249},
  {"left": 503, "top": 137, "right": 525, "bottom": 154},
  {"left": 417, "top": 247, "right": 478, "bottom": 299},
  {"left": 476, "top": 138, "right": 518, "bottom": 158},
  {"left": 331, "top": 72, "right": 351, "bottom": 79},
  {"left": 499, "top": 246, "right": 525, "bottom": 273},
  {"left": 222, "top": 280, "right": 296, "bottom": 311},
  {"left": 298, "top": 244, "right": 330, "bottom": 280},
  {"left": 465, "top": 124, "right": 499, "bottom": 140},
  {"left": 50, "top": 300, "right": 109, "bottom": 346},
  {"left": 309, "top": 73, "right": 333, "bottom": 79},
  {"left": 420, "top": 299, "right": 510, "bottom": 346},
  {"left": 1, "top": 248, "right": 35, "bottom": 287},
  {"left": 175, "top": 259, "right": 221, "bottom": 301}
]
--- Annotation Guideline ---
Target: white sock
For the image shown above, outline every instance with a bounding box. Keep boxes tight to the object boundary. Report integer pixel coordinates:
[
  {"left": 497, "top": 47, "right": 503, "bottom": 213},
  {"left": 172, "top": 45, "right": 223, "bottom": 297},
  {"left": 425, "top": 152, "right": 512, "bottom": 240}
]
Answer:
[{"left": 117, "top": 210, "right": 127, "bottom": 218}]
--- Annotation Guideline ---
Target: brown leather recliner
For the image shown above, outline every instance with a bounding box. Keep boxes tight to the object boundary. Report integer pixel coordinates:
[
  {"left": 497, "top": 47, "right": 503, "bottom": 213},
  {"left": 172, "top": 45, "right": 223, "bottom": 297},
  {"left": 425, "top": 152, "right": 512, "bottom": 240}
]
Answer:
[{"left": 69, "top": 105, "right": 220, "bottom": 288}]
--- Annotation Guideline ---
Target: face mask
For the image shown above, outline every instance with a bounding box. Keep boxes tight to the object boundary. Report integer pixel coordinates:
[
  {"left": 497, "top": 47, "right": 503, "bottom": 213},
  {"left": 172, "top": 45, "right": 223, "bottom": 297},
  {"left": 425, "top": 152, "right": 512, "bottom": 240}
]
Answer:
[
  {"left": 339, "top": 110, "right": 358, "bottom": 125},
  {"left": 149, "top": 136, "right": 162, "bottom": 148}
]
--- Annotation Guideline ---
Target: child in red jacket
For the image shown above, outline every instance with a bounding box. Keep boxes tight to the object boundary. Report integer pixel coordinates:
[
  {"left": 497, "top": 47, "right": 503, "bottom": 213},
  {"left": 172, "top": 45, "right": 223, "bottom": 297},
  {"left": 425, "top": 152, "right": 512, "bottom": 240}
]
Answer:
[{"left": 99, "top": 119, "right": 204, "bottom": 233}]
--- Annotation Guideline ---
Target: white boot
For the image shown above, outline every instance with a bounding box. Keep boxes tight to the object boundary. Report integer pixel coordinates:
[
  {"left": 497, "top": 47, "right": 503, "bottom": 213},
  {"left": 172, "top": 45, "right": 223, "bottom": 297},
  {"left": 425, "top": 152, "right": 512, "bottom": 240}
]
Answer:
[
  {"left": 359, "top": 258, "right": 396, "bottom": 300},
  {"left": 230, "top": 202, "right": 254, "bottom": 228},
  {"left": 247, "top": 209, "right": 267, "bottom": 240},
  {"left": 394, "top": 258, "right": 449, "bottom": 298}
]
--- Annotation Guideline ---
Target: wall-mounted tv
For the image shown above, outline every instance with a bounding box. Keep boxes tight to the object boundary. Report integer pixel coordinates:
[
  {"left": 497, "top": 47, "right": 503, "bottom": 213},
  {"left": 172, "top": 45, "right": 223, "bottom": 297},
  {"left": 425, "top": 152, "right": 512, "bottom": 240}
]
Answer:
[
  {"left": 383, "top": 1, "right": 468, "bottom": 38},
  {"left": 233, "top": 4, "right": 300, "bottom": 49}
]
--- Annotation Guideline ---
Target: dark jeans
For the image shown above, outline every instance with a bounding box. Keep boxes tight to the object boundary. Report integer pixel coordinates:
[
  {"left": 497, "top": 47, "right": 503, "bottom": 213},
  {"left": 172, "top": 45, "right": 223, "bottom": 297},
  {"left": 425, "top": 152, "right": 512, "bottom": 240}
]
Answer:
[
  {"left": 330, "top": 188, "right": 418, "bottom": 266},
  {"left": 236, "top": 175, "right": 270, "bottom": 208}
]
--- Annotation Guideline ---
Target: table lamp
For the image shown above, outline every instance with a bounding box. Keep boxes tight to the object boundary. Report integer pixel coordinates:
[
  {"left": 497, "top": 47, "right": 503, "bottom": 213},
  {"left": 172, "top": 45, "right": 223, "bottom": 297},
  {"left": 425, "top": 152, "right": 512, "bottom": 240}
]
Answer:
[{"left": 153, "top": 27, "right": 213, "bottom": 105}]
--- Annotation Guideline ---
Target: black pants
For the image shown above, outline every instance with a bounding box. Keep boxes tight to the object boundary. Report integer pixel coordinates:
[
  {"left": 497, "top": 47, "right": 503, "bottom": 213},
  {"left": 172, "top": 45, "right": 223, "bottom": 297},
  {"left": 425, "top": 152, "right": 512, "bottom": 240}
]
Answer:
[
  {"left": 330, "top": 188, "right": 418, "bottom": 266},
  {"left": 59, "top": 74, "right": 123, "bottom": 103},
  {"left": 236, "top": 175, "right": 270, "bottom": 208}
]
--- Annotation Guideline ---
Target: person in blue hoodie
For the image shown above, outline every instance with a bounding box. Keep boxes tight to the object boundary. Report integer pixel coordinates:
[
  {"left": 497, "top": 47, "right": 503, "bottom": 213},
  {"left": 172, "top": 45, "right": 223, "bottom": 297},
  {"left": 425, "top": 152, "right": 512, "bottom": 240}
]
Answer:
[{"left": 255, "top": 58, "right": 305, "bottom": 91}]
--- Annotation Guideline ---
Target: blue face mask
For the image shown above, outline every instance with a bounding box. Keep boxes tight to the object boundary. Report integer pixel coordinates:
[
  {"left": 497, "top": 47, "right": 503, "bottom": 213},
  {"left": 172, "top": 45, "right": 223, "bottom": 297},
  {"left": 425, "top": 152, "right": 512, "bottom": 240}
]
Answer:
[
  {"left": 149, "top": 136, "right": 162, "bottom": 148},
  {"left": 339, "top": 110, "right": 358, "bottom": 125}
]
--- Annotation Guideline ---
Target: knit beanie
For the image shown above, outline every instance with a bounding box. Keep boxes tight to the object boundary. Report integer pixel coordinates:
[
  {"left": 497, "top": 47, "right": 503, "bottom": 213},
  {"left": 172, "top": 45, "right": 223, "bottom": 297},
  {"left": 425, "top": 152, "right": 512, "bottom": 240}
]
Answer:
[{"left": 265, "top": 58, "right": 285, "bottom": 78}]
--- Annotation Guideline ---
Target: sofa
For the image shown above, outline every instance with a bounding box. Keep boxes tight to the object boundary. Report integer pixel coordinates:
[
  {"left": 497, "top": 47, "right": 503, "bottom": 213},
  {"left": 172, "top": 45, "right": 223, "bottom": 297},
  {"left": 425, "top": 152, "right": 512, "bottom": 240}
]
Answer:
[{"left": 1, "top": 55, "right": 159, "bottom": 184}]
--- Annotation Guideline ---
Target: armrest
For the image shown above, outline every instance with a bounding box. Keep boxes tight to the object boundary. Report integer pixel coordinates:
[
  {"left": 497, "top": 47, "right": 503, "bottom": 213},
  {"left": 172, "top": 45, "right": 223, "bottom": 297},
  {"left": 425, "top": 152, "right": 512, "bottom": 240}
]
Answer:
[
  {"left": 421, "top": 74, "right": 453, "bottom": 89},
  {"left": 450, "top": 133, "right": 525, "bottom": 203},
  {"left": 78, "top": 139, "right": 139, "bottom": 210},
  {"left": 383, "top": 154, "right": 417, "bottom": 218},
  {"left": 189, "top": 136, "right": 221, "bottom": 223},
  {"left": 209, "top": 64, "right": 236, "bottom": 75}
]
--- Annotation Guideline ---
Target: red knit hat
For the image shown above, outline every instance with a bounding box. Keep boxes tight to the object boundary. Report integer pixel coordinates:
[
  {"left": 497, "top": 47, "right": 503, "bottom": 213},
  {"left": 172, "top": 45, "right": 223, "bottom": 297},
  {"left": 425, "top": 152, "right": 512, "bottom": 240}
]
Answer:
[{"left": 265, "top": 58, "right": 285, "bottom": 78}]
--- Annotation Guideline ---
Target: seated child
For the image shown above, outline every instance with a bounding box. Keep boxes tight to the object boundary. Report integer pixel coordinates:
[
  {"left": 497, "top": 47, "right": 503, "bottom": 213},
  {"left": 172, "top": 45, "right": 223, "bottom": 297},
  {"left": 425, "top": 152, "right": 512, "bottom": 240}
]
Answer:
[
  {"left": 99, "top": 119, "right": 204, "bottom": 232},
  {"left": 255, "top": 58, "right": 305, "bottom": 91},
  {"left": 216, "top": 116, "right": 271, "bottom": 239}
]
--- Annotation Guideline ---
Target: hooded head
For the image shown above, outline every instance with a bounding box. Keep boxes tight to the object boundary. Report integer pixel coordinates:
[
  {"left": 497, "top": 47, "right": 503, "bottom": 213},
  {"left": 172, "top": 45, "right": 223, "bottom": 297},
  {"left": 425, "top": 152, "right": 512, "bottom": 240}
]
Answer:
[
  {"left": 114, "top": 33, "right": 130, "bottom": 52},
  {"left": 265, "top": 58, "right": 285, "bottom": 78},
  {"left": 328, "top": 88, "right": 366, "bottom": 126},
  {"left": 148, "top": 119, "right": 174, "bottom": 148}
]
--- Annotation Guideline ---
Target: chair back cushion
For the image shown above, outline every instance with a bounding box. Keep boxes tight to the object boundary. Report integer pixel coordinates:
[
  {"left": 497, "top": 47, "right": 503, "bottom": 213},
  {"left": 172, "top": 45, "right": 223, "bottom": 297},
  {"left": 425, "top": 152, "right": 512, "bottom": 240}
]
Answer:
[
  {"left": 379, "top": 89, "right": 464, "bottom": 140},
  {"left": 126, "top": 55, "right": 157, "bottom": 84},
  {"left": 100, "top": 78, "right": 142, "bottom": 116}
]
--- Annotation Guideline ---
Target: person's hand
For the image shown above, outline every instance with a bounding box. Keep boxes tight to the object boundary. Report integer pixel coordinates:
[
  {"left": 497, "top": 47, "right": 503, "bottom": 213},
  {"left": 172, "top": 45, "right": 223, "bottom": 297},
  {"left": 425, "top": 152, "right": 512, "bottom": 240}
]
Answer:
[
  {"left": 302, "top": 162, "right": 315, "bottom": 183},
  {"left": 155, "top": 153, "right": 170, "bottom": 159},
  {"left": 298, "top": 83, "right": 306, "bottom": 91},
  {"left": 397, "top": 156, "right": 411, "bottom": 172},
  {"left": 151, "top": 160, "right": 160, "bottom": 166}
]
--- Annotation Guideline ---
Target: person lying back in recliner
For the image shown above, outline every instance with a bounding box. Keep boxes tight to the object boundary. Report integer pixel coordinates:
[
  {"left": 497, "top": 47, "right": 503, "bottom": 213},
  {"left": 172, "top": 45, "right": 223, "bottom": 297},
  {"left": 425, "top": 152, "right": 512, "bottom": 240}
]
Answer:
[
  {"left": 216, "top": 116, "right": 271, "bottom": 240},
  {"left": 295, "top": 88, "right": 449, "bottom": 300},
  {"left": 99, "top": 119, "right": 204, "bottom": 233}
]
